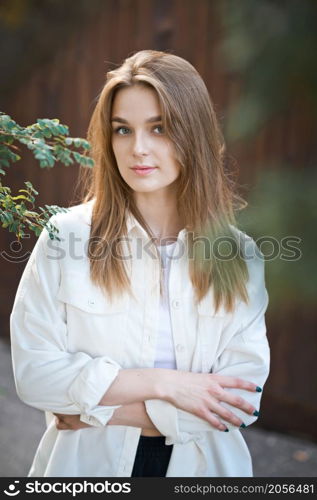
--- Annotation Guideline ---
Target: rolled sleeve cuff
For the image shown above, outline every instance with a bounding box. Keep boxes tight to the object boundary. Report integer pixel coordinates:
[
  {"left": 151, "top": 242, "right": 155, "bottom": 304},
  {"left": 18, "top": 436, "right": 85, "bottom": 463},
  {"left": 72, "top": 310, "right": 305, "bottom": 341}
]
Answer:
[
  {"left": 79, "top": 405, "right": 121, "bottom": 427},
  {"left": 146, "top": 402, "right": 232, "bottom": 441},
  {"left": 68, "top": 356, "right": 122, "bottom": 427},
  {"left": 145, "top": 399, "right": 197, "bottom": 445}
]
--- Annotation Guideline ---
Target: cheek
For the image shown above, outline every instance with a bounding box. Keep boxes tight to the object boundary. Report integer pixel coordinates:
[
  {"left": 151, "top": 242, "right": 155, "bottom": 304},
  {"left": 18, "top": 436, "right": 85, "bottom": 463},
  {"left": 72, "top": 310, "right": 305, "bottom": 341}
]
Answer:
[
  {"left": 112, "top": 135, "right": 131, "bottom": 152},
  {"left": 162, "top": 144, "right": 180, "bottom": 176},
  {"left": 168, "top": 159, "right": 181, "bottom": 180}
]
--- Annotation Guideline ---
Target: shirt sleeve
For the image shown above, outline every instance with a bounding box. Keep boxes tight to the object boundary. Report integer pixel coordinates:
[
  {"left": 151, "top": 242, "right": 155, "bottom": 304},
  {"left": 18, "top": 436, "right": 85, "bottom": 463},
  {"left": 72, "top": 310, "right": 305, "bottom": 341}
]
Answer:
[
  {"left": 10, "top": 214, "right": 122, "bottom": 427},
  {"left": 145, "top": 240, "right": 270, "bottom": 445}
]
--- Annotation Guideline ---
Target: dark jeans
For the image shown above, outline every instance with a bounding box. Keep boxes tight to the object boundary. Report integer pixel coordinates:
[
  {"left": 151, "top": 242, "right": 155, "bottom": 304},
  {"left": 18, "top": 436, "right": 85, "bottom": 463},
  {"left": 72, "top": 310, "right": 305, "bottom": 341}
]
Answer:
[{"left": 131, "top": 435, "right": 173, "bottom": 477}]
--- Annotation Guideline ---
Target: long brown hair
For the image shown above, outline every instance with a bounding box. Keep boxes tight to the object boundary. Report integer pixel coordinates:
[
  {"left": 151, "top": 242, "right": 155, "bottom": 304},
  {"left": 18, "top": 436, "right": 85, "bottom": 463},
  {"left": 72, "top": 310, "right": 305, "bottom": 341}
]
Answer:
[{"left": 77, "top": 49, "right": 249, "bottom": 312}]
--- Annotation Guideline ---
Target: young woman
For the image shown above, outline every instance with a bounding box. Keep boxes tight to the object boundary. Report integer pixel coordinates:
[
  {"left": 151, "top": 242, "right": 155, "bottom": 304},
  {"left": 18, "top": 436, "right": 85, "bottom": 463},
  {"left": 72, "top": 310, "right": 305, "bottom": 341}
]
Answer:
[{"left": 10, "top": 49, "right": 270, "bottom": 477}]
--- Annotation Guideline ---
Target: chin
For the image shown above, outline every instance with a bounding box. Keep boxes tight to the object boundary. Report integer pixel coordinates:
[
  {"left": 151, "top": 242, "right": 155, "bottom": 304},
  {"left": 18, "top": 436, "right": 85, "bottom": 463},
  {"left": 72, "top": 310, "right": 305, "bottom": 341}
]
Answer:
[
  {"left": 123, "top": 178, "right": 160, "bottom": 192},
  {"left": 130, "top": 185, "right": 162, "bottom": 194}
]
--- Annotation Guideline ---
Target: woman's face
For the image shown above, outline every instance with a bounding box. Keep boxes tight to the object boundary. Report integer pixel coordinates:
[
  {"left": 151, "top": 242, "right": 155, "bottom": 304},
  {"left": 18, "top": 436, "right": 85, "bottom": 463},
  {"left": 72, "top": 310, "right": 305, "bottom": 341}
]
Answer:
[{"left": 111, "top": 84, "right": 181, "bottom": 197}]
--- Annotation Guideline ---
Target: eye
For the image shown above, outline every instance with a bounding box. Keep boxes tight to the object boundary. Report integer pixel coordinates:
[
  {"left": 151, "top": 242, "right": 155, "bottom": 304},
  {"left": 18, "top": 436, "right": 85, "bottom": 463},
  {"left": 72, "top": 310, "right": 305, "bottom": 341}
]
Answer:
[
  {"left": 112, "top": 125, "right": 164, "bottom": 135},
  {"left": 153, "top": 124, "right": 164, "bottom": 134},
  {"left": 113, "top": 126, "right": 130, "bottom": 135}
]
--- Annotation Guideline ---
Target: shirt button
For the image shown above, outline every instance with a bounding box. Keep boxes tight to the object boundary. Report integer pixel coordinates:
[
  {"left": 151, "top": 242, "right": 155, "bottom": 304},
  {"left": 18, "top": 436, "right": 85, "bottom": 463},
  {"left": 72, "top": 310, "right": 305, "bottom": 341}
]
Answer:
[
  {"left": 176, "top": 343, "right": 185, "bottom": 352},
  {"left": 87, "top": 299, "right": 95, "bottom": 307},
  {"left": 171, "top": 299, "right": 180, "bottom": 309}
]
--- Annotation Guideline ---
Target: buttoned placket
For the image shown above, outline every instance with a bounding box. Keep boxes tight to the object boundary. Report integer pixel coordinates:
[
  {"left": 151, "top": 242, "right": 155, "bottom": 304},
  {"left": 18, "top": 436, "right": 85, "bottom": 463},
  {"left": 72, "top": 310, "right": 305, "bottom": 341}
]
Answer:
[
  {"left": 168, "top": 232, "right": 191, "bottom": 370},
  {"left": 140, "top": 235, "right": 161, "bottom": 367},
  {"left": 117, "top": 217, "right": 190, "bottom": 476},
  {"left": 116, "top": 219, "right": 159, "bottom": 474}
]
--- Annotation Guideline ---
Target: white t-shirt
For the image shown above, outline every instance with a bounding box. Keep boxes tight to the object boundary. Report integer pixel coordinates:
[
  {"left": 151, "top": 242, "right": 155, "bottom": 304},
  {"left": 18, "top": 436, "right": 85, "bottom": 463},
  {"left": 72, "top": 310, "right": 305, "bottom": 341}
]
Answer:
[{"left": 154, "top": 242, "right": 177, "bottom": 370}]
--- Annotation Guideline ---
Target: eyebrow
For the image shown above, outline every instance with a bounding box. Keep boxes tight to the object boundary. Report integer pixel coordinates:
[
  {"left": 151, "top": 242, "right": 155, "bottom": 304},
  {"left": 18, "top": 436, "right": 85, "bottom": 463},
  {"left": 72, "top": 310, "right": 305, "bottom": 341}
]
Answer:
[{"left": 111, "top": 115, "right": 162, "bottom": 124}]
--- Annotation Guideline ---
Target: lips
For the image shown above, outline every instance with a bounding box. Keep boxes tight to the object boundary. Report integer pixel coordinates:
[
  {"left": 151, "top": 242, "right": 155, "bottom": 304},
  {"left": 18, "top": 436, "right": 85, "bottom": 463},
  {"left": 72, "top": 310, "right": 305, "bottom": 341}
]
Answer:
[
  {"left": 131, "top": 165, "right": 157, "bottom": 176},
  {"left": 131, "top": 165, "right": 156, "bottom": 170}
]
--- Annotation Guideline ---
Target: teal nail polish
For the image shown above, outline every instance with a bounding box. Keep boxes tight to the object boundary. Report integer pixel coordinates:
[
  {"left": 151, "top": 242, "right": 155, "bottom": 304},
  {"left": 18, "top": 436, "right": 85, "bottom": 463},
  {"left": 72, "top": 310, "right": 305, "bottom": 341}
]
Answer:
[
  {"left": 224, "top": 428, "right": 229, "bottom": 432},
  {"left": 256, "top": 386, "right": 262, "bottom": 392},
  {"left": 253, "top": 410, "right": 259, "bottom": 416},
  {"left": 240, "top": 423, "right": 246, "bottom": 428}
]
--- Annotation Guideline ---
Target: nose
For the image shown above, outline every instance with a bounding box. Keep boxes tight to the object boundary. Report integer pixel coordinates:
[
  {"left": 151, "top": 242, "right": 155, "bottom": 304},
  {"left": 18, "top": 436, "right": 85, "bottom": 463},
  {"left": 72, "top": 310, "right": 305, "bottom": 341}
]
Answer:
[{"left": 132, "top": 130, "right": 149, "bottom": 158}]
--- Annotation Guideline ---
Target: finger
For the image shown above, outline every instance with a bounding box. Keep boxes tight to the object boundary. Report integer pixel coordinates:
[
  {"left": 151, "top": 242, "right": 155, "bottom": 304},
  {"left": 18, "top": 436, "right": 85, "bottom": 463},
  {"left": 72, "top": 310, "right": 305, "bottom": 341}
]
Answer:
[
  {"left": 221, "top": 392, "right": 257, "bottom": 416},
  {"left": 55, "top": 419, "right": 69, "bottom": 431},
  {"left": 212, "top": 375, "right": 260, "bottom": 393},
  {"left": 55, "top": 415, "right": 91, "bottom": 430},
  {"left": 53, "top": 413, "right": 69, "bottom": 424},
  {"left": 75, "top": 422, "right": 92, "bottom": 429},
  {"left": 59, "top": 415, "right": 81, "bottom": 426},
  {"left": 58, "top": 422, "right": 90, "bottom": 430},
  {"left": 198, "top": 408, "right": 228, "bottom": 431},
  {"left": 208, "top": 401, "right": 243, "bottom": 427}
]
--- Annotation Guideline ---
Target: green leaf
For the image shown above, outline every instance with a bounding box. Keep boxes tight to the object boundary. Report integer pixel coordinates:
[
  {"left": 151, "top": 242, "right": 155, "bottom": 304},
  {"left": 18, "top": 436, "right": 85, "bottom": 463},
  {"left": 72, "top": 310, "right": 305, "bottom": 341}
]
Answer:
[
  {"left": 56, "top": 124, "right": 69, "bottom": 135},
  {"left": 71, "top": 152, "right": 94, "bottom": 167},
  {"left": 8, "top": 220, "right": 20, "bottom": 233},
  {"left": 0, "top": 158, "right": 10, "bottom": 168},
  {"left": 84, "top": 157, "right": 94, "bottom": 167},
  {"left": 24, "top": 181, "right": 39, "bottom": 195},
  {"left": 54, "top": 145, "right": 74, "bottom": 165},
  {"left": 33, "top": 226, "right": 43, "bottom": 237},
  {"left": 0, "top": 114, "right": 17, "bottom": 130},
  {"left": 80, "top": 140, "right": 91, "bottom": 151},
  {"left": 0, "top": 212, "right": 14, "bottom": 224},
  {"left": 24, "top": 210, "right": 38, "bottom": 217},
  {"left": 11, "top": 195, "right": 30, "bottom": 201}
]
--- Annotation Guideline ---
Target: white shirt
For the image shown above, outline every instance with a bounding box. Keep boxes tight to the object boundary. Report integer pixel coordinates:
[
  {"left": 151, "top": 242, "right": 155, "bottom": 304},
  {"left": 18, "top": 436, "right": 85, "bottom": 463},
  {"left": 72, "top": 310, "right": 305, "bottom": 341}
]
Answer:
[
  {"left": 10, "top": 199, "right": 270, "bottom": 477},
  {"left": 154, "top": 242, "right": 177, "bottom": 370}
]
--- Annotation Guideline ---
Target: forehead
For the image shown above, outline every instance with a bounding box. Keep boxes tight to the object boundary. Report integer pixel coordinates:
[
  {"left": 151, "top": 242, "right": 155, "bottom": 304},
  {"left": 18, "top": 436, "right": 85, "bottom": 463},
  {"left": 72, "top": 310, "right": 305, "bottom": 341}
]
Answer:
[{"left": 111, "top": 84, "right": 161, "bottom": 118}]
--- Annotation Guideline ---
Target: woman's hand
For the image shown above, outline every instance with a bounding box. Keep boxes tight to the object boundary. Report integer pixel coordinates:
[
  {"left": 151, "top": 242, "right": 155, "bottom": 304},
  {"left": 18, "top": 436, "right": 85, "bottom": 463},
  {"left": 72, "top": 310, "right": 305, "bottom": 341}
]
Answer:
[
  {"left": 162, "top": 371, "right": 260, "bottom": 431},
  {"left": 53, "top": 413, "right": 92, "bottom": 431}
]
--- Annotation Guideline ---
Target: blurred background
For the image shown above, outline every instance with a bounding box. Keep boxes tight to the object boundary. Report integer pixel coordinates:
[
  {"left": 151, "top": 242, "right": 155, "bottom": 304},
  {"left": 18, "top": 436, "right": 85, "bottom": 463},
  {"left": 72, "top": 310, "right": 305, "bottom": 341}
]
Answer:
[{"left": 0, "top": 0, "right": 316, "bottom": 476}]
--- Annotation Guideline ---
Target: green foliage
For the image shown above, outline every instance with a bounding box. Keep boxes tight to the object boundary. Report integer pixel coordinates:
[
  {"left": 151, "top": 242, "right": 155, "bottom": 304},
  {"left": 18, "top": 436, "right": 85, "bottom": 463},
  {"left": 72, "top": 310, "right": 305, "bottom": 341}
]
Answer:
[
  {"left": 0, "top": 112, "right": 94, "bottom": 240},
  {"left": 216, "top": 1, "right": 317, "bottom": 310},
  {"left": 237, "top": 168, "right": 317, "bottom": 309}
]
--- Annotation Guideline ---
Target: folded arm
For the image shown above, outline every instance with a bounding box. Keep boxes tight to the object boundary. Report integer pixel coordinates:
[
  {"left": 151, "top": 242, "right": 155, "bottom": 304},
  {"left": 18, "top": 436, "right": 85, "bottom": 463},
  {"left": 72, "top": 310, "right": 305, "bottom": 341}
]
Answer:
[{"left": 10, "top": 215, "right": 123, "bottom": 427}]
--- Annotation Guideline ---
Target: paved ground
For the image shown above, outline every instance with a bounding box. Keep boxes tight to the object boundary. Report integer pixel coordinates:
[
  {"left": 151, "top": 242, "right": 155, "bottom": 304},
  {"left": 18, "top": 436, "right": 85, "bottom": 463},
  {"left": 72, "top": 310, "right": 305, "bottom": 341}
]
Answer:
[{"left": 1, "top": 338, "right": 317, "bottom": 477}]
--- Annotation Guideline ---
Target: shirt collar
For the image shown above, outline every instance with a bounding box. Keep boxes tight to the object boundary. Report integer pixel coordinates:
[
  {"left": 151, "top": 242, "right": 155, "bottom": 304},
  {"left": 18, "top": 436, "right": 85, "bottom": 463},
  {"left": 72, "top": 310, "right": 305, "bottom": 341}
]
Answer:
[
  {"left": 85, "top": 198, "right": 187, "bottom": 243},
  {"left": 126, "top": 211, "right": 187, "bottom": 243},
  {"left": 126, "top": 212, "right": 148, "bottom": 237}
]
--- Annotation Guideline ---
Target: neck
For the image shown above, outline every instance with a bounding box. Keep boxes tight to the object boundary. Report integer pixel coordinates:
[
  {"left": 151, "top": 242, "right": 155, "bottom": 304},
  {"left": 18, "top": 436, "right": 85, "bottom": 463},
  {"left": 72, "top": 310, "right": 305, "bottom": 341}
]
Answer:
[{"left": 134, "top": 189, "right": 184, "bottom": 244}]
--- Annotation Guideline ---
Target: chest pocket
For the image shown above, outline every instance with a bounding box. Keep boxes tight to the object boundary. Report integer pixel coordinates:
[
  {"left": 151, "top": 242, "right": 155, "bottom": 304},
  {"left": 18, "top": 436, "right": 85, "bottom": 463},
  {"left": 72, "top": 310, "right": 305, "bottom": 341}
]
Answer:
[{"left": 56, "top": 271, "right": 129, "bottom": 361}]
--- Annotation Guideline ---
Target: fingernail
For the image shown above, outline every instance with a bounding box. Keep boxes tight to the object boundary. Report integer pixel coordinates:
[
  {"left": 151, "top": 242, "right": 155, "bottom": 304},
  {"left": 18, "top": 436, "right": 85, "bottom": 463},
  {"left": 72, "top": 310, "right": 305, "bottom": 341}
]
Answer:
[
  {"left": 240, "top": 423, "right": 246, "bottom": 428},
  {"left": 224, "top": 427, "right": 229, "bottom": 432},
  {"left": 256, "top": 386, "right": 262, "bottom": 392},
  {"left": 253, "top": 410, "right": 259, "bottom": 416}
]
